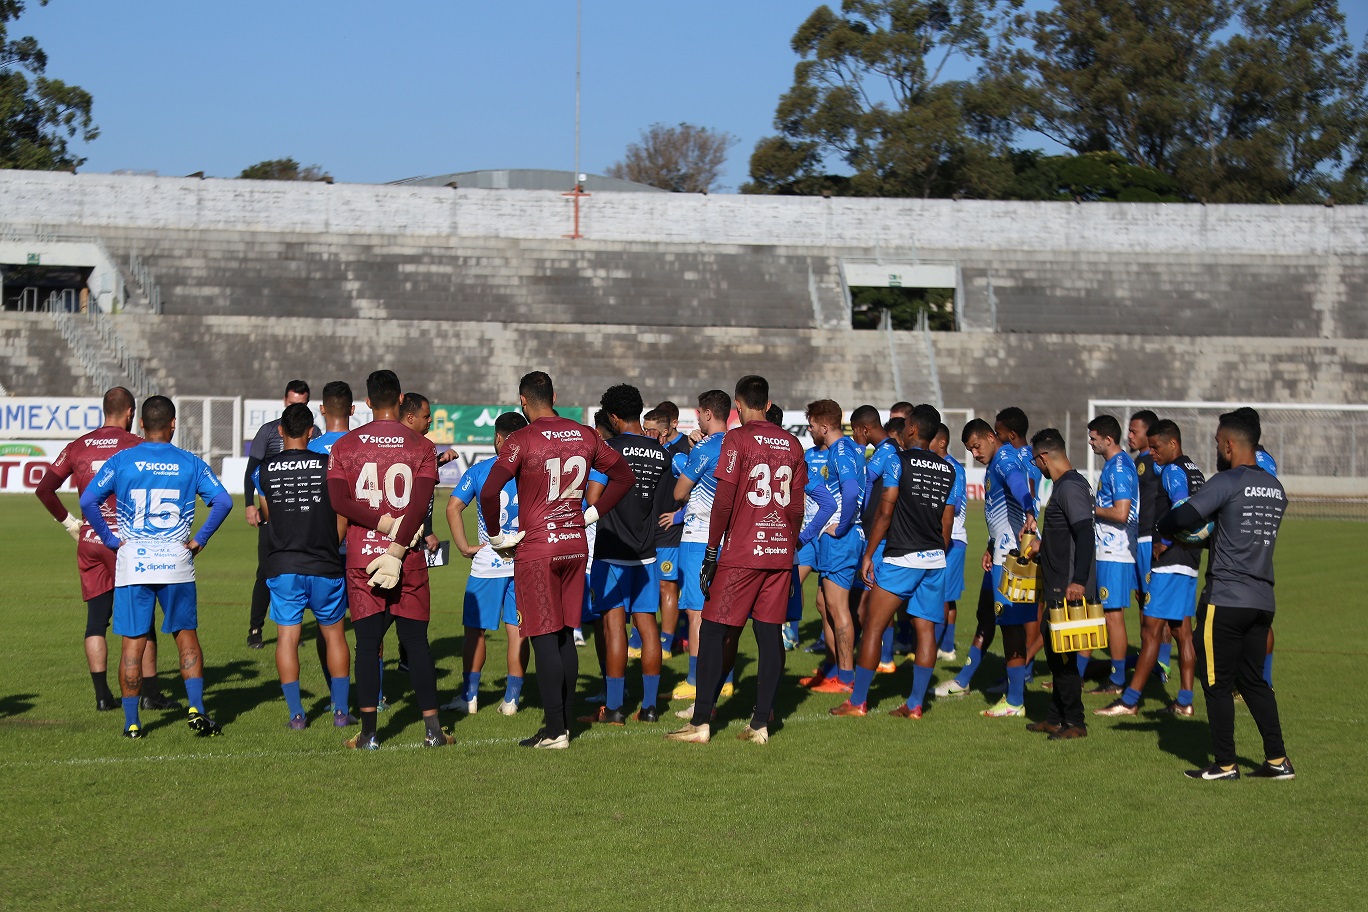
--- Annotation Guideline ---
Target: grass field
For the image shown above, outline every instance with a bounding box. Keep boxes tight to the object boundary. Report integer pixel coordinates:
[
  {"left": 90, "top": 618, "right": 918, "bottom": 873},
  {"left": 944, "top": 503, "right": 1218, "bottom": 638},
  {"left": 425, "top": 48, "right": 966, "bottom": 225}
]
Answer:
[{"left": 1, "top": 494, "right": 1364, "bottom": 912}]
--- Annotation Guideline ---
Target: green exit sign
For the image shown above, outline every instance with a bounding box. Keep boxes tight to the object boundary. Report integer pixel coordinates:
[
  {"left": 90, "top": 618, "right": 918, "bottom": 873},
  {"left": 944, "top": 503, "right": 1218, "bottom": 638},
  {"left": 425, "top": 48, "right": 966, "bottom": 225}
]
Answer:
[{"left": 26, "top": 253, "right": 40, "bottom": 265}]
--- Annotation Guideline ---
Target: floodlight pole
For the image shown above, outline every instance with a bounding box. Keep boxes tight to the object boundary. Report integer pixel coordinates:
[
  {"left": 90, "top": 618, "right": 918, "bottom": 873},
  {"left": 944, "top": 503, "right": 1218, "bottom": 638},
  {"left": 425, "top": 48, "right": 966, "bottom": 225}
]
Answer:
[{"left": 564, "top": 0, "right": 588, "bottom": 240}]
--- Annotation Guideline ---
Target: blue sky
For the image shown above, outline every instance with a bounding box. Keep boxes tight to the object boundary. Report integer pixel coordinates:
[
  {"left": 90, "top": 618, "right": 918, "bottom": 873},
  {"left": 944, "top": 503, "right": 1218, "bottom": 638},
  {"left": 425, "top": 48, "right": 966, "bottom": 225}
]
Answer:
[{"left": 15, "top": 0, "right": 1368, "bottom": 191}]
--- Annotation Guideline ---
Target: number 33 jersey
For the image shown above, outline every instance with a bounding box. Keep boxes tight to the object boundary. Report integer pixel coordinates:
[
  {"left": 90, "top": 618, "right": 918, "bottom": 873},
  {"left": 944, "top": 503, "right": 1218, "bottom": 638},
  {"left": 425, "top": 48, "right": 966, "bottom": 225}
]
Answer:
[
  {"left": 327, "top": 419, "right": 439, "bottom": 572},
  {"left": 714, "top": 420, "right": 807, "bottom": 570}
]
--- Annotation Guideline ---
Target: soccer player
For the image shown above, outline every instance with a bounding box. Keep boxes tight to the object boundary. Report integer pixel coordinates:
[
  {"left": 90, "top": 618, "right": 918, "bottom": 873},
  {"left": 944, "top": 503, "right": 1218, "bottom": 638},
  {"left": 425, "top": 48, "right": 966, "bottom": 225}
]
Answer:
[
  {"left": 935, "top": 420, "right": 1035, "bottom": 715},
  {"left": 992, "top": 406, "right": 1045, "bottom": 688},
  {"left": 244, "top": 379, "right": 315, "bottom": 648},
  {"left": 792, "top": 437, "right": 828, "bottom": 653},
  {"left": 804, "top": 399, "right": 865, "bottom": 694},
  {"left": 1096, "top": 418, "right": 1202, "bottom": 717},
  {"left": 1128, "top": 410, "right": 1160, "bottom": 613},
  {"left": 1159, "top": 409, "right": 1293, "bottom": 781},
  {"left": 1025, "top": 428, "right": 1095, "bottom": 740},
  {"left": 256, "top": 403, "right": 353, "bottom": 729},
  {"left": 325, "top": 370, "right": 448, "bottom": 750},
  {"left": 309, "top": 381, "right": 354, "bottom": 456},
  {"left": 80, "top": 395, "right": 233, "bottom": 739},
  {"left": 581, "top": 384, "right": 672, "bottom": 724},
  {"left": 479, "top": 371, "right": 633, "bottom": 748},
  {"left": 832, "top": 404, "right": 954, "bottom": 719},
  {"left": 1085, "top": 414, "right": 1139, "bottom": 693},
  {"left": 850, "top": 404, "right": 901, "bottom": 674},
  {"left": 1235, "top": 407, "right": 1278, "bottom": 688},
  {"left": 929, "top": 422, "right": 968, "bottom": 662},
  {"left": 34, "top": 387, "right": 176, "bottom": 712},
  {"left": 649, "top": 404, "right": 691, "bottom": 660},
  {"left": 666, "top": 375, "right": 806, "bottom": 744},
  {"left": 445, "top": 412, "right": 530, "bottom": 716}
]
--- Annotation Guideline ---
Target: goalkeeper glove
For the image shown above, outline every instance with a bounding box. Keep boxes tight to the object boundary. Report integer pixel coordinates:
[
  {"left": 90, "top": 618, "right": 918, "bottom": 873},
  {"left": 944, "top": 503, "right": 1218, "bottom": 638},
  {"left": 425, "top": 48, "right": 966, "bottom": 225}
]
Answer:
[
  {"left": 366, "top": 541, "right": 407, "bottom": 589},
  {"left": 700, "top": 545, "right": 719, "bottom": 600},
  {"left": 60, "top": 513, "right": 82, "bottom": 542},
  {"left": 583, "top": 505, "right": 600, "bottom": 526},
  {"left": 376, "top": 513, "right": 423, "bottom": 548},
  {"left": 487, "top": 530, "right": 525, "bottom": 560}
]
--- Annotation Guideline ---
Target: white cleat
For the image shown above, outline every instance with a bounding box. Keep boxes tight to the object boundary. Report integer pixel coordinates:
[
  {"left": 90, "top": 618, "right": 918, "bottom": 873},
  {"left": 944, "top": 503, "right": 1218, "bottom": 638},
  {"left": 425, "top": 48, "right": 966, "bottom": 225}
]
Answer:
[
  {"left": 937, "top": 649, "right": 957, "bottom": 662},
  {"left": 573, "top": 630, "right": 587, "bottom": 647},
  {"left": 934, "top": 680, "right": 971, "bottom": 698},
  {"left": 665, "top": 722, "right": 710, "bottom": 743},
  {"left": 497, "top": 699, "right": 519, "bottom": 716},
  {"left": 440, "top": 695, "right": 476, "bottom": 714},
  {"left": 737, "top": 725, "right": 769, "bottom": 744},
  {"left": 519, "top": 729, "right": 569, "bottom": 749}
]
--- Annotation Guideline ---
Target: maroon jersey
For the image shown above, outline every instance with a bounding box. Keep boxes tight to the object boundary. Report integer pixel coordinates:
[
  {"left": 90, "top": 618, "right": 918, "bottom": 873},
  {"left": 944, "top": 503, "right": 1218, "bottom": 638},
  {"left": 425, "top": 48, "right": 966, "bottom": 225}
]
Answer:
[
  {"left": 712, "top": 420, "right": 807, "bottom": 570},
  {"left": 326, "top": 419, "right": 439, "bottom": 574},
  {"left": 482, "top": 416, "right": 629, "bottom": 562},
  {"left": 41, "top": 426, "right": 142, "bottom": 533}
]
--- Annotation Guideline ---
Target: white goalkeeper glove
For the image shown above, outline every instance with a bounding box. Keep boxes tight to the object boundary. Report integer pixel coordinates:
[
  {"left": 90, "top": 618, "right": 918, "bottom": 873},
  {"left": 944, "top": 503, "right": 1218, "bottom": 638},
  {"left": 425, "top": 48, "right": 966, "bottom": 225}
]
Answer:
[
  {"left": 487, "top": 530, "right": 525, "bottom": 560},
  {"left": 376, "top": 513, "right": 423, "bottom": 548},
  {"left": 60, "top": 513, "right": 83, "bottom": 542},
  {"left": 583, "top": 506, "right": 600, "bottom": 526},
  {"left": 366, "top": 541, "right": 407, "bottom": 589}
]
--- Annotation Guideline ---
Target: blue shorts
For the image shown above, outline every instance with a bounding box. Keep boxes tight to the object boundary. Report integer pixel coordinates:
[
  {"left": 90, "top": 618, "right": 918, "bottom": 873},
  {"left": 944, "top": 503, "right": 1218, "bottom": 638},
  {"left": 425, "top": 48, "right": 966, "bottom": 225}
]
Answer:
[
  {"left": 1097, "top": 561, "right": 1136, "bottom": 610},
  {"left": 786, "top": 565, "right": 804, "bottom": 622},
  {"left": 656, "top": 546, "right": 680, "bottom": 582},
  {"left": 817, "top": 529, "right": 864, "bottom": 590},
  {"left": 1136, "top": 540, "right": 1153, "bottom": 596},
  {"left": 679, "top": 542, "right": 708, "bottom": 612},
  {"left": 586, "top": 561, "right": 660, "bottom": 619},
  {"left": 874, "top": 563, "right": 945, "bottom": 623},
  {"left": 989, "top": 566, "right": 1036, "bottom": 626},
  {"left": 945, "top": 541, "right": 967, "bottom": 601},
  {"left": 113, "top": 582, "right": 197, "bottom": 636},
  {"left": 796, "top": 538, "right": 817, "bottom": 569},
  {"left": 267, "top": 574, "right": 346, "bottom": 627},
  {"left": 1144, "top": 572, "right": 1198, "bottom": 621},
  {"left": 463, "top": 575, "right": 518, "bottom": 630}
]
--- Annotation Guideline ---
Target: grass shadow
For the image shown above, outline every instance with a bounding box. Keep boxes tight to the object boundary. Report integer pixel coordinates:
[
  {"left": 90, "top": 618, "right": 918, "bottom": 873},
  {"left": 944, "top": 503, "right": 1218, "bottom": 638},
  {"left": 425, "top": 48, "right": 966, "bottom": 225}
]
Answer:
[{"left": 0, "top": 693, "right": 38, "bottom": 718}]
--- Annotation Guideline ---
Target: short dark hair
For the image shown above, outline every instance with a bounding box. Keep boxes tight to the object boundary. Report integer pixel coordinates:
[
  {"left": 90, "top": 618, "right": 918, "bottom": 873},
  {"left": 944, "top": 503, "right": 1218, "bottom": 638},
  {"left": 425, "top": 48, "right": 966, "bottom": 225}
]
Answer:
[
  {"left": 849, "top": 404, "right": 881, "bottom": 429},
  {"left": 995, "top": 406, "right": 1028, "bottom": 439},
  {"left": 399, "top": 392, "right": 428, "bottom": 418},
  {"left": 1219, "top": 409, "right": 1261, "bottom": 447},
  {"left": 102, "top": 386, "right": 134, "bottom": 417},
  {"left": 600, "top": 384, "right": 643, "bottom": 422},
  {"left": 961, "top": 417, "right": 994, "bottom": 446},
  {"left": 141, "top": 395, "right": 175, "bottom": 432},
  {"left": 285, "top": 379, "right": 310, "bottom": 398},
  {"left": 642, "top": 408, "right": 661, "bottom": 426},
  {"left": 1148, "top": 418, "right": 1182, "bottom": 444},
  {"left": 906, "top": 404, "right": 940, "bottom": 446},
  {"left": 366, "top": 370, "right": 401, "bottom": 409},
  {"left": 1130, "top": 409, "right": 1159, "bottom": 432},
  {"left": 735, "top": 375, "right": 769, "bottom": 411},
  {"left": 495, "top": 411, "right": 528, "bottom": 437},
  {"left": 519, "top": 371, "right": 555, "bottom": 407},
  {"left": 806, "top": 398, "right": 841, "bottom": 426},
  {"left": 322, "top": 380, "right": 352, "bottom": 414},
  {"left": 1031, "top": 427, "right": 1067, "bottom": 456},
  {"left": 698, "top": 389, "right": 731, "bottom": 419},
  {"left": 1087, "top": 414, "right": 1122, "bottom": 444},
  {"left": 655, "top": 401, "right": 680, "bottom": 423},
  {"left": 889, "top": 401, "right": 914, "bottom": 418},
  {"left": 885, "top": 416, "right": 906, "bottom": 437},
  {"left": 280, "top": 402, "right": 315, "bottom": 439},
  {"left": 766, "top": 404, "right": 783, "bottom": 425},
  {"left": 933, "top": 422, "right": 950, "bottom": 443},
  {"left": 593, "top": 408, "right": 614, "bottom": 436}
]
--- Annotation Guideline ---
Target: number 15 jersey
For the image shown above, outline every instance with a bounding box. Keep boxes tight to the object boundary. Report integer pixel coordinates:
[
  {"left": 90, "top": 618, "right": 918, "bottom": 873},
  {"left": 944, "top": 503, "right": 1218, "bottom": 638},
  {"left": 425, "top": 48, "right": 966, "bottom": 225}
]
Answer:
[{"left": 714, "top": 420, "right": 807, "bottom": 570}]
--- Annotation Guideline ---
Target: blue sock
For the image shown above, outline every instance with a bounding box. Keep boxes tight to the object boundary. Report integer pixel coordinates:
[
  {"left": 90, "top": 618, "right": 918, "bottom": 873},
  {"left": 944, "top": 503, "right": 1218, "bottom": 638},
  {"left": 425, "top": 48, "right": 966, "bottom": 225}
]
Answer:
[
  {"left": 606, "top": 676, "right": 625, "bottom": 711},
  {"left": 282, "top": 681, "right": 304, "bottom": 718},
  {"left": 940, "top": 622, "right": 957, "bottom": 652},
  {"left": 954, "top": 645, "right": 982, "bottom": 688},
  {"left": 1006, "top": 665, "right": 1026, "bottom": 706},
  {"left": 465, "top": 671, "right": 482, "bottom": 702},
  {"left": 851, "top": 665, "right": 876, "bottom": 706},
  {"left": 330, "top": 676, "right": 350, "bottom": 714},
  {"left": 908, "top": 664, "right": 933, "bottom": 709},
  {"left": 1157, "top": 642, "right": 1173, "bottom": 669},
  {"left": 1122, "top": 686, "right": 1142, "bottom": 707},
  {"left": 880, "top": 626, "right": 895, "bottom": 664},
  {"left": 1076, "top": 653, "right": 1090, "bottom": 676},
  {"left": 661, "top": 632, "right": 675, "bottom": 653},
  {"left": 1024, "top": 663, "right": 1034, "bottom": 685},
  {"left": 504, "top": 675, "right": 524, "bottom": 705},
  {"left": 1263, "top": 653, "right": 1274, "bottom": 687},
  {"left": 1110, "top": 658, "right": 1126, "bottom": 686},
  {"left": 687, "top": 656, "right": 698, "bottom": 686},
  {"left": 932, "top": 622, "right": 945, "bottom": 649},
  {"left": 836, "top": 667, "right": 854, "bottom": 686},
  {"left": 1177, "top": 688, "right": 1194, "bottom": 707},
  {"left": 122, "top": 696, "right": 140, "bottom": 729},
  {"left": 184, "top": 677, "right": 205, "bottom": 714},
  {"left": 628, "top": 626, "right": 642, "bottom": 649},
  {"left": 642, "top": 674, "right": 660, "bottom": 709}
]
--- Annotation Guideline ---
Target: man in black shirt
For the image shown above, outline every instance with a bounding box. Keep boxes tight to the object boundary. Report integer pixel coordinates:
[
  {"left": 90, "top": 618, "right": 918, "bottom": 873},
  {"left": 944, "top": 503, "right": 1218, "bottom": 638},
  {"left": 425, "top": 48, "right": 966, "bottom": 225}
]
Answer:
[
  {"left": 1027, "top": 428, "right": 1096, "bottom": 741},
  {"left": 257, "top": 403, "right": 352, "bottom": 730}
]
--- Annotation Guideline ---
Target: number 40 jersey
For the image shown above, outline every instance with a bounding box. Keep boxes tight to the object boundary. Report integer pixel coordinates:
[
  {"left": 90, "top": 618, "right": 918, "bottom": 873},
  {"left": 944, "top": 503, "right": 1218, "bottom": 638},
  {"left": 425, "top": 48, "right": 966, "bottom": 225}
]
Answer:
[{"left": 714, "top": 420, "right": 808, "bottom": 570}]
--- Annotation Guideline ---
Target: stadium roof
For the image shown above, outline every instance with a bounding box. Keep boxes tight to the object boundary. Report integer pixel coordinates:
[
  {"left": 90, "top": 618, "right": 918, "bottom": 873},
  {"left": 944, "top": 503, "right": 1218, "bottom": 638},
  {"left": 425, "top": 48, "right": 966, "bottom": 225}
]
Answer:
[{"left": 388, "top": 168, "right": 666, "bottom": 192}]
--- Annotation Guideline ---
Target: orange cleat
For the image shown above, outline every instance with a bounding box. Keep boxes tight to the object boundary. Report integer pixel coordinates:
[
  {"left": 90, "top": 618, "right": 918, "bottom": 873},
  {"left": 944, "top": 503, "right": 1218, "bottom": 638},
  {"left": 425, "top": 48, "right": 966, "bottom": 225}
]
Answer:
[
  {"left": 828, "top": 700, "right": 868, "bottom": 717},
  {"left": 809, "top": 677, "right": 854, "bottom": 694},
  {"left": 888, "top": 703, "right": 923, "bottom": 719}
]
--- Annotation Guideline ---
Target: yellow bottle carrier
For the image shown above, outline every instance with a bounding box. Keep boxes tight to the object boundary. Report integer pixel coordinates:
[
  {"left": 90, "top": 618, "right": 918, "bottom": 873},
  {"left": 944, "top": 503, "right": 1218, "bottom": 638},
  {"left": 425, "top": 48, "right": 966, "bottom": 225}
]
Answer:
[
  {"left": 997, "top": 533, "right": 1041, "bottom": 603},
  {"left": 1046, "top": 600, "right": 1108, "bottom": 653}
]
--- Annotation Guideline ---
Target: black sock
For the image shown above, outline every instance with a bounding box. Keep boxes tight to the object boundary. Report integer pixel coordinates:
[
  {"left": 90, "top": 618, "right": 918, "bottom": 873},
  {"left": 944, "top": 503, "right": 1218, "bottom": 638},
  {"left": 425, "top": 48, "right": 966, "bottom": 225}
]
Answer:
[
  {"left": 424, "top": 715, "right": 443, "bottom": 738},
  {"left": 361, "top": 709, "right": 378, "bottom": 736},
  {"left": 140, "top": 674, "right": 160, "bottom": 698},
  {"left": 91, "top": 671, "right": 112, "bottom": 700}
]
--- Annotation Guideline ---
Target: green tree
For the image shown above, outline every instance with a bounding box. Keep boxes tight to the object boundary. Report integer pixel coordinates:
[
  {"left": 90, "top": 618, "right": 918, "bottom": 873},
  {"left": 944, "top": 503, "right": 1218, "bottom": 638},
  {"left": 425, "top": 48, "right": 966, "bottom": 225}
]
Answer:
[
  {"left": 605, "top": 123, "right": 738, "bottom": 192},
  {"left": 238, "top": 158, "right": 331, "bottom": 181},
  {"left": 0, "top": 0, "right": 97, "bottom": 171}
]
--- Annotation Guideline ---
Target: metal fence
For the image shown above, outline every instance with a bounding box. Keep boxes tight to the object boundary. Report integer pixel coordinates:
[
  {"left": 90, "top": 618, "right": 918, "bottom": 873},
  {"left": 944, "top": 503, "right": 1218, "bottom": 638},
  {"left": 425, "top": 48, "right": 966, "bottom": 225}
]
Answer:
[{"left": 173, "top": 397, "right": 242, "bottom": 471}]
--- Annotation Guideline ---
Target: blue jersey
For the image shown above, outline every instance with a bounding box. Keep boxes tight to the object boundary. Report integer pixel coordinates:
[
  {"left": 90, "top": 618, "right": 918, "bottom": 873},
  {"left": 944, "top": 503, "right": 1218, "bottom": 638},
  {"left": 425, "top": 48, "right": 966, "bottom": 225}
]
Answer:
[
  {"left": 947, "top": 453, "right": 968, "bottom": 543},
  {"left": 823, "top": 435, "right": 866, "bottom": 536},
  {"left": 1256, "top": 448, "right": 1278, "bottom": 476},
  {"left": 452, "top": 456, "right": 518, "bottom": 578},
  {"left": 1016, "top": 444, "right": 1042, "bottom": 488},
  {"left": 802, "top": 446, "right": 828, "bottom": 531},
  {"left": 80, "top": 441, "right": 229, "bottom": 586},
  {"left": 1096, "top": 451, "right": 1139, "bottom": 562},
  {"left": 984, "top": 444, "right": 1033, "bottom": 561},
  {"left": 681, "top": 431, "right": 723, "bottom": 544},
  {"left": 862, "top": 437, "right": 900, "bottom": 531},
  {"left": 308, "top": 430, "right": 347, "bottom": 456}
]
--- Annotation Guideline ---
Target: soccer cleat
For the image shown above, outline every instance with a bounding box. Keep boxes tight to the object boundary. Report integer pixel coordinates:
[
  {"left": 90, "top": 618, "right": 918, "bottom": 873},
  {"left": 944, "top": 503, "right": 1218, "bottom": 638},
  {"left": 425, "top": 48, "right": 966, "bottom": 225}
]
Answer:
[
  {"left": 577, "top": 706, "right": 627, "bottom": 726},
  {"left": 674, "top": 702, "right": 695, "bottom": 720},
  {"left": 1184, "top": 763, "right": 1240, "bottom": 781},
  {"left": 422, "top": 729, "right": 456, "bottom": 747},
  {"left": 1087, "top": 683, "right": 1125, "bottom": 696},
  {"left": 1094, "top": 699, "right": 1139, "bottom": 717},
  {"left": 440, "top": 695, "right": 476, "bottom": 714},
  {"left": 803, "top": 636, "right": 827, "bottom": 654},
  {"left": 1155, "top": 661, "right": 1171, "bottom": 683},
  {"left": 781, "top": 627, "right": 798, "bottom": 650},
  {"left": 343, "top": 732, "right": 380, "bottom": 750},
  {"left": 246, "top": 629, "right": 264, "bottom": 649},
  {"left": 573, "top": 629, "right": 587, "bottom": 647},
  {"left": 876, "top": 661, "right": 898, "bottom": 674},
  {"left": 122, "top": 723, "right": 145, "bottom": 739},
  {"left": 672, "top": 681, "right": 697, "bottom": 700},
  {"left": 661, "top": 649, "right": 673, "bottom": 661},
  {"left": 519, "top": 728, "right": 569, "bottom": 749},
  {"left": 1158, "top": 701, "right": 1195, "bottom": 717},
  {"left": 981, "top": 699, "right": 1024, "bottom": 718},
  {"left": 810, "top": 677, "right": 854, "bottom": 695},
  {"left": 635, "top": 706, "right": 660, "bottom": 723},
  {"left": 719, "top": 682, "right": 735, "bottom": 699},
  {"left": 376, "top": 697, "right": 391, "bottom": 712},
  {"left": 1048, "top": 723, "right": 1088, "bottom": 741},
  {"left": 797, "top": 669, "right": 829, "bottom": 688},
  {"left": 1025, "top": 720, "right": 1063, "bottom": 734},
  {"left": 626, "top": 646, "right": 642, "bottom": 660},
  {"left": 737, "top": 725, "right": 769, "bottom": 744},
  {"left": 664, "top": 722, "right": 710, "bottom": 743},
  {"left": 287, "top": 713, "right": 308, "bottom": 731},
  {"left": 891, "top": 638, "right": 915, "bottom": 656},
  {"left": 584, "top": 688, "right": 607, "bottom": 704},
  {"left": 1248, "top": 758, "right": 1295, "bottom": 780},
  {"left": 888, "top": 703, "right": 923, "bottom": 719},
  {"left": 936, "top": 648, "right": 957, "bottom": 662},
  {"left": 140, "top": 693, "right": 183, "bottom": 712},
  {"left": 934, "top": 680, "right": 971, "bottom": 698},
  {"left": 497, "top": 699, "right": 519, "bottom": 716},
  {"left": 187, "top": 711, "right": 222, "bottom": 737},
  {"left": 333, "top": 710, "right": 358, "bottom": 727},
  {"left": 829, "top": 700, "right": 868, "bottom": 717},
  {"left": 95, "top": 696, "right": 120, "bottom": 712}
]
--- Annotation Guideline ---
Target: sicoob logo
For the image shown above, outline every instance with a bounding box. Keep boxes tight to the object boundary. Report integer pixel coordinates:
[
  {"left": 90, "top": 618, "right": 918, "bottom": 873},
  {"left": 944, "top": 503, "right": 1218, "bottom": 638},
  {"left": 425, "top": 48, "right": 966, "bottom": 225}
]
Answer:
[
  {"left": 134, "top": 461, "right": 179, "bottom": 472},
  {"left": 359, "top": 435, "right": 405, "bottom": 446}
]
